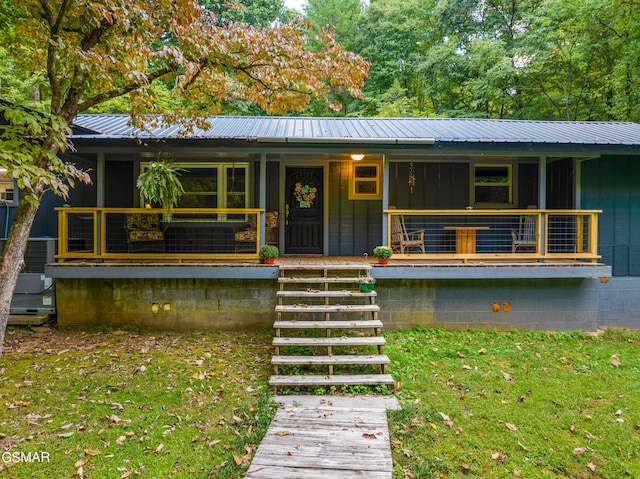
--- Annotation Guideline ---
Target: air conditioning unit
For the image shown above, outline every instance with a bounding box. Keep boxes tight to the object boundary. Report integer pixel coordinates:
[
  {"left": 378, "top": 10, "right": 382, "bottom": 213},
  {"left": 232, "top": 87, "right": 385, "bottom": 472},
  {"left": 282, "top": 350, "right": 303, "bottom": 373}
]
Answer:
[{"left": 0, "top": 238, "right": 57, "bottom": 314}]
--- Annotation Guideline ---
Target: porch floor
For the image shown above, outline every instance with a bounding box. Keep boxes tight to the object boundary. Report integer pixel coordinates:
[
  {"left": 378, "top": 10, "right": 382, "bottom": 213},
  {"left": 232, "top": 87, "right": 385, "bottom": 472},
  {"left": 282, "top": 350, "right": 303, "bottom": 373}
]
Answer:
[{"left": 46, "top": 256, "right": 611, "bottom": 280}]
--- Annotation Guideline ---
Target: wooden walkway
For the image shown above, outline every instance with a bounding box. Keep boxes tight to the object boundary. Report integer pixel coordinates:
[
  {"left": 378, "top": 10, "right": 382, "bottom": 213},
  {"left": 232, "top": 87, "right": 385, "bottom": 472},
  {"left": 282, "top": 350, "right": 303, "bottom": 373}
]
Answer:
[{"left": 244, "top": 396, "right": 400, "bottom": 479}]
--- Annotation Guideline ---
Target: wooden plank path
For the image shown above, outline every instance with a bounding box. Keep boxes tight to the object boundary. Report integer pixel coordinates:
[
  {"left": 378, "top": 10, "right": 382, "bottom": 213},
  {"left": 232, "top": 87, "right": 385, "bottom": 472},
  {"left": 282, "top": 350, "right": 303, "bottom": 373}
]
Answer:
[{"left": 244, "top": 395, "right": 400, "bottom": 479}]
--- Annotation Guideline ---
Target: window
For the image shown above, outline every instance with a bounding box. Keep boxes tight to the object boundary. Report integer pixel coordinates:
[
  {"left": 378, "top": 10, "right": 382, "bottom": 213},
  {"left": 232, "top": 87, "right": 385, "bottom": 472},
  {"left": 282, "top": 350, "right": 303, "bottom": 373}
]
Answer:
[
  {"left": 473, "top": 164, "right": 512, "bottom": 206},
  {"left": 0, "top": 168, "right": 15, "bottom": 203},
  {"left": 349, "top": 162, "right": 381, "bottom": 200},
  {"left": 140, "top": 162, "right": 249, "bottom": 210}
]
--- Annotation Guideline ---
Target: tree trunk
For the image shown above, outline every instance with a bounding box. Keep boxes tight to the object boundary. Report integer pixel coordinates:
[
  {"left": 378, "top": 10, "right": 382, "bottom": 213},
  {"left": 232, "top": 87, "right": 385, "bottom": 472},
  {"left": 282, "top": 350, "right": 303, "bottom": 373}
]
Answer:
[{"left": 0, "top": 194, "right": 40, "bottom": 355}]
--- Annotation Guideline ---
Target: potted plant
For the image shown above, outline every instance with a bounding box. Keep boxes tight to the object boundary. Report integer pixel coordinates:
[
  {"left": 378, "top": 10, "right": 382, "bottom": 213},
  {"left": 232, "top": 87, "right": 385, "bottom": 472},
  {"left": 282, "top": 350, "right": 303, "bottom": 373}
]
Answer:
[
  {"left": 358, "top": 275, "right": 376, "bottom": 293},
  {"left": 136, "top": 154, "right": 186, "bottom": 221},
  {"left": 259, "top": 245, "right": 279, "bottom": 264},
  {"left": 373, "top": 245, "right": 393, "bottom": 264}
]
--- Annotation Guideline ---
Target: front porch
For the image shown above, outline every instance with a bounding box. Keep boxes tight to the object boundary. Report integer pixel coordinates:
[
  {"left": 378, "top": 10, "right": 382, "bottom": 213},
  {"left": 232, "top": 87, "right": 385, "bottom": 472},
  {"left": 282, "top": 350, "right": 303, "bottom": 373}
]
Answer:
[
  {"left": 48, "top": 207, "right": 609, "bottom": 334},
  {"left": 49, "top": 256, "right": 605, "bottom": 334},
  {"left": 54, "top": 207, "right": 604, "bottom": 271}
]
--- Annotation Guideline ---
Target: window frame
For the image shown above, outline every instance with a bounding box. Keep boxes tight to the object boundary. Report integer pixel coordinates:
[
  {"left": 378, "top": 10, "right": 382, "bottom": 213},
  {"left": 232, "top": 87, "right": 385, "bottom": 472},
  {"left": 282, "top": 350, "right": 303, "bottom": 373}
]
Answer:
[
  {"left": 472, "top": 163, "right": 513, "bottom": 207},
  {"left": 348, "top": 161, "right": 382, "bottom": 200},
  {"left": 139, "top": 161, "right": 250, "bottom": 211}
]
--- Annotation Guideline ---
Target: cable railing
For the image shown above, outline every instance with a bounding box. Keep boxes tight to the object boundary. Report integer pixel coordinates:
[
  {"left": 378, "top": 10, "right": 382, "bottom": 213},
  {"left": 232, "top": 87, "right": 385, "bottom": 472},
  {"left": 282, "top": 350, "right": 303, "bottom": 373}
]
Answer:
[
  {"left": 385, "top": 209, "right": 601, "bottom": 262},
  {"left": 55, "top": 207, "right": 600, "bottom": 263},
  {"left": 56, "top": 207, "right": 265, "bottom": 260}
]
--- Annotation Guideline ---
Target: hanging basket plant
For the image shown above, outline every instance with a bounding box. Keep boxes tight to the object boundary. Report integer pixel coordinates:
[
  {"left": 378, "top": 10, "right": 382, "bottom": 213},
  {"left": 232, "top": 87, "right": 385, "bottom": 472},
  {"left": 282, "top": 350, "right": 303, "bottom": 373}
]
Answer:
[
  {"left": 136, "top": 154, "right": 187, "bottom": 221},
  {"left": 294, "top": 178, "right": 317, "bottom": 208}
]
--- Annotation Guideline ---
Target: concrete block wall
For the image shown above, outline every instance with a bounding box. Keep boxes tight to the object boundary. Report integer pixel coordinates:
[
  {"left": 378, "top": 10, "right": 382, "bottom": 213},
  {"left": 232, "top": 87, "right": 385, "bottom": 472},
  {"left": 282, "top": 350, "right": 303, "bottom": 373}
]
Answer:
[
  {"left": 375, "top": 278, "right": 600, "bottom": 332},
  {"left": 57, "top": 277, "right": 602, "bottom": 333},
  {"left": 597, "top": 277, "right": 640, "bottom": 329},
  {"left": 56, "top": 278, "right": 278, "bottom": 331}
]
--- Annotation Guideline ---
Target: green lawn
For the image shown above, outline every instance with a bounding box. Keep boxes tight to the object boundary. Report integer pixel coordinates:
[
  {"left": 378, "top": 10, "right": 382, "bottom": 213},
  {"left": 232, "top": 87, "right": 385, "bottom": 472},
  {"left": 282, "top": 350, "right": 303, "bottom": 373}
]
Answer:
[
  {"left": 1, "top": 327, "right": 638, "bottom": 478},
  {"left": 386, "top": 328, "right": 640, "bottom": 479}
]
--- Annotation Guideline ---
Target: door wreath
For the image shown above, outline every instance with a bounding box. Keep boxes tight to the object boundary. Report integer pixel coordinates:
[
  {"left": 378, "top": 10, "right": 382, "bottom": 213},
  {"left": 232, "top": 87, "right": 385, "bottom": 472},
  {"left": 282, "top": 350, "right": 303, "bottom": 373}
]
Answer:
[{"left": 294, "top": 179, "right": 317, "bottom": 208}]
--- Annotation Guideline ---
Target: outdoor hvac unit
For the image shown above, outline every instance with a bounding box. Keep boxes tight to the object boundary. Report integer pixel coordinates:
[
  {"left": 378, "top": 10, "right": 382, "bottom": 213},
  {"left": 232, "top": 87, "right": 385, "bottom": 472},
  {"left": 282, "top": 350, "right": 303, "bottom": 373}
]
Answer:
[{"left": 0, "top": 238, "right": 57, "bottom": 314}]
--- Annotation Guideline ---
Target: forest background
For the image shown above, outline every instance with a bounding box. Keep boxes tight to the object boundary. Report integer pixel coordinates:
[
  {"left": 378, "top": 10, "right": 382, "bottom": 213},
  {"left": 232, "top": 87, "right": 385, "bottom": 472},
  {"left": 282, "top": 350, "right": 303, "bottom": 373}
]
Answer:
[{"left": 2, "top": 0, "right": 639, "bottom": 122}]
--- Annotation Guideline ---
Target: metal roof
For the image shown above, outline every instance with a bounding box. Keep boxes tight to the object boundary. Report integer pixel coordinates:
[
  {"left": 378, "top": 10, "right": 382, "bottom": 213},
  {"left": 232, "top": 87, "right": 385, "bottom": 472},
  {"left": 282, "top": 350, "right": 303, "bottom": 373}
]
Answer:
[{"left": 71, "top": 115, "right": 640, "bottom": 146}]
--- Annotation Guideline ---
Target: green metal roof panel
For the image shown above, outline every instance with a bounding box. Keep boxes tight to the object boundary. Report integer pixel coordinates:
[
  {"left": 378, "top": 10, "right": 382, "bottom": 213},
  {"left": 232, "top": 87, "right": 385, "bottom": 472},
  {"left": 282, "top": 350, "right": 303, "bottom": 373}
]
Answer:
[{"left": 71, "top": 115, "right": 640, "bottom": 146}]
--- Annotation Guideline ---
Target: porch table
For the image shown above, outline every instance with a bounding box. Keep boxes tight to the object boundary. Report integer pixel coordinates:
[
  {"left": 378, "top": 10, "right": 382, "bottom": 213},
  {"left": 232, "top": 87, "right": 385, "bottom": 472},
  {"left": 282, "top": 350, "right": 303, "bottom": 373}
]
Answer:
[{"left": 443, "top": 226, "right": 490, "bottom": 255}]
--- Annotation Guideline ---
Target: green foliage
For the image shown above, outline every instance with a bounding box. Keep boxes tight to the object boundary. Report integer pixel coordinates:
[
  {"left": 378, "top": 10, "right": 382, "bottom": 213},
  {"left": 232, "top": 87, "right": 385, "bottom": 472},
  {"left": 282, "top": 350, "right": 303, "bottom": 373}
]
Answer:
[
  {"left": 373, "top": 245, "right": 393, "bottom": 258},
  {"left": 0, "top": 104, "right": 90, "bottom": 205},
  {"left": 297, "top": 0, "right": 640, "bottom": 120},
  {"left": 258, "top": 244, "right": 279, "bottom": 258},
  {"left": 135, "top": 156, "right": 186, "bottom": 214}
]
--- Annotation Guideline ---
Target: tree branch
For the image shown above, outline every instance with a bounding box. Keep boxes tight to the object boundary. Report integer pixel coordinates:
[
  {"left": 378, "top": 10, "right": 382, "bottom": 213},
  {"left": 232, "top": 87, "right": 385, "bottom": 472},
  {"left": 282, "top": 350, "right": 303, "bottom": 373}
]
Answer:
[
  {"left": 61, "top": 17, "right": 117, "bottom": 118},
  {"left": 76, "top": 66, "right": 177, "bottom": 113},
  {"left": 39, "top": 0, "right": 70, "bottom": 112}
]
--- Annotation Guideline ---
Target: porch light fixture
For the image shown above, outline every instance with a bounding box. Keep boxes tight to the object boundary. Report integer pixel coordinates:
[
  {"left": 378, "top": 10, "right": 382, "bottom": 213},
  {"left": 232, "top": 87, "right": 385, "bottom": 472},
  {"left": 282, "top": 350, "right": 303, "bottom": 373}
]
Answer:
[{"left": 350, "top": 153, "right": 364, "bottom": 161}]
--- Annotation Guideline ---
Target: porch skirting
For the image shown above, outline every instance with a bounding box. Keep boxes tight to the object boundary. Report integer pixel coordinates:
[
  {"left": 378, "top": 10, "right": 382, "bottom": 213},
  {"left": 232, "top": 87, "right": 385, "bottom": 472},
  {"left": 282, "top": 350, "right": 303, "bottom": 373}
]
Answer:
[{"left": 56, "top": 277, "right": 600, "bottom": 332}]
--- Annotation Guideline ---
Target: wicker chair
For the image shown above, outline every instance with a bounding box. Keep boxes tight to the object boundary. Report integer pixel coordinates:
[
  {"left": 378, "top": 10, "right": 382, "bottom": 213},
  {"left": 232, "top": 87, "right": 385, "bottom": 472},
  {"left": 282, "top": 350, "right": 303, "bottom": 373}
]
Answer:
[
  {"left": 125, "top": 213, "right": 166, "bottom": 253},
  {"left": 234, "top": 211, "right": 279, "bottom": 250}
]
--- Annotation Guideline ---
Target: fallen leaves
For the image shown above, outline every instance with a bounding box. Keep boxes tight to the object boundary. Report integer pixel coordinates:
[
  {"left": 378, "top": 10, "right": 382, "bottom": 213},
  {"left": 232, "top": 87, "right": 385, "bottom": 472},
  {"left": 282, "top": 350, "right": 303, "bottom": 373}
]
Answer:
[
  {"left": 438, "top": 412, "right": 454, "bottom": 428},
  {"left": 504, "top": 422, "right": 518, "bottom": 432},
  {"left": 610, "top": 354, "right": 621, "bottom": 367}
]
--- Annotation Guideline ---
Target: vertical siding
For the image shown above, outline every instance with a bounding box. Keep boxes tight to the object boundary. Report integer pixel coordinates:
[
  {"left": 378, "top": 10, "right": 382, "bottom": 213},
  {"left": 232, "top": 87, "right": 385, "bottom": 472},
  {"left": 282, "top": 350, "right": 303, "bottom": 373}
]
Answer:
[
  {"left": 389, "top": 161, "right": 468, "bottom": 209},
  {"left": 547, "top": 157, "right": 575, "bottom": 209},
  {"left": 518, "top": 163, "right": 538, "bottom": 208},
  {"left": 104, "top": 160, "right": 133, "bottom": 208},
  {"left": 328, "top": 162, "right": 381, "bottom": 256},
  {"left": 582, "top": 155, "right": 640, "bottom": 276}
]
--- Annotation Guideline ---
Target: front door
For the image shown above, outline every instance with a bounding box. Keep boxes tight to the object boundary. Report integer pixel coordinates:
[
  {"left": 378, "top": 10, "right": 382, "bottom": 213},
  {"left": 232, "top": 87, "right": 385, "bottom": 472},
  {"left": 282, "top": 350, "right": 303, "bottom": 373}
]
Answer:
[{"left": 285, "top": 167, "right": 323, "bottom": 254}]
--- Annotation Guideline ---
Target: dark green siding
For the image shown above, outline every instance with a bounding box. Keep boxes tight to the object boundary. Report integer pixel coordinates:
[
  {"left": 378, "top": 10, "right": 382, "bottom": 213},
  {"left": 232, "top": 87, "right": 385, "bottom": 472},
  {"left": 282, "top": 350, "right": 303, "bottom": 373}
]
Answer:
[
  {"left": 517, "top": 163, "right": 538, "bottom": 208},
  {"left": 328, "top": 162, "right": 382, "bottom": 256},
  {"left": 390, "top": 162, "right": 468, "bottom": 209},
  {"left": 582, "top": 155, "right": 640, "bottom": 276}
]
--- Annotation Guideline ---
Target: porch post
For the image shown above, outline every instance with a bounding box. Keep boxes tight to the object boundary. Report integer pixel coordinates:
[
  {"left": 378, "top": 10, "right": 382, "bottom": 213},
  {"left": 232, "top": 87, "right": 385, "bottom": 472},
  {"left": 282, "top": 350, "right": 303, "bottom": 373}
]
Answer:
[
  {"left": 539, "top": 156, "right": 547, "bottom": 258},
  {"left": 382, "top": 153, "right": 389, "bottom": 245},
  {"left": 259, "top": 152, "right": 267, "bottom": 247},
  {"left": 96, "top": 153, "right": 105, "bottom": 207}
]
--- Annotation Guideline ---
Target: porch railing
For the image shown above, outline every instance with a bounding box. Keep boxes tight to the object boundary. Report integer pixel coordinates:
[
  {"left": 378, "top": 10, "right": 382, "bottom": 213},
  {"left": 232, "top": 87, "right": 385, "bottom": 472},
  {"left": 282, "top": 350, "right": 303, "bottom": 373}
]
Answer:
[
  {"left": 385, "top": 209, "right": 601, "bottom": 262},
  {"left": 56, "top": 207, "right": 265, "bottom": 261}
]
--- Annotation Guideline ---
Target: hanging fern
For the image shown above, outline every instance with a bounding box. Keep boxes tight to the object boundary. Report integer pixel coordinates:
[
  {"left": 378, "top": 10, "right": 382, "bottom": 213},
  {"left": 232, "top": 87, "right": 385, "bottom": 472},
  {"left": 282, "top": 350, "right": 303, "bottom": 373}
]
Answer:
[{"left": 136, "top": 155, "right": 187, "bottom": 220}]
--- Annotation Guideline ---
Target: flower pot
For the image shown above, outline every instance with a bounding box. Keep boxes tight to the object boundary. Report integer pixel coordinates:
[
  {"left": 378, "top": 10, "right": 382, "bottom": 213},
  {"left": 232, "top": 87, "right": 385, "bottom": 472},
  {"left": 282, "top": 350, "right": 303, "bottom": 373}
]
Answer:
[
  {"left": 378, "top": 257, "right": 389, "bottom": 264},
  {"left": 262, "top": 258, "right": 275, "bottom": 264},
  {"left": 359, "top": 282, "right": 375, "bottom": 293}
]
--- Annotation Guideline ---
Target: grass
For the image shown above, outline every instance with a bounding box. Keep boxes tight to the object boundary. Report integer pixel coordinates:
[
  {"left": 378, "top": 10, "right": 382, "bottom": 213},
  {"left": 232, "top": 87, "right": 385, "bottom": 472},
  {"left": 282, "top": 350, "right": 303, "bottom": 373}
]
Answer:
[
  {"left": 1, "top": 326, "right": 639, "bottom": 478},
  {"left": 0, "top": 328, "right": 276, "bottom": 478},
  {"left": 386, "top": 328, "right": 640, "bottom": 479}
]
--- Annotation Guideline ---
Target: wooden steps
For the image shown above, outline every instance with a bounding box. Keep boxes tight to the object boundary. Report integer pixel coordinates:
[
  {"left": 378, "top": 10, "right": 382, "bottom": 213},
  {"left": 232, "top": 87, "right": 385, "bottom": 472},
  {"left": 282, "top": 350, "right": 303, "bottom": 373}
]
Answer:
[
  {"left": 275, "top": 304, "right": 380, "bottom": 314},
  {"left": 271, "top": 355, "right": 390, "bottom": 366},
  {"left": 269, "top": 374, "right": 395, "bottom": 387},
  {"left": 273, "top": 320, "right": 384, "bottom": 329},
  {"left": 270, "top": 264, "right": 393, "bottom": 391},
  {"left": 277, "top": 290, "right": 377, "bottom": 298},
  {"left": 273, "top": 336, "right": 386, "bottom": 347}
]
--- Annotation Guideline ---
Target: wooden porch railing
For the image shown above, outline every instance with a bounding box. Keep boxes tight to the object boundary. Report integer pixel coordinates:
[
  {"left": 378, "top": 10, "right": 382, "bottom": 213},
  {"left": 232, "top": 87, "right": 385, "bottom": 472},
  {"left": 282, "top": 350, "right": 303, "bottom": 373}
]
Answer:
[
  {"left": 55, "top": 207, "right": 265, "bottom": 261},
  {"left": 385, "top": 209, "right": 601, "bottom": 263}
]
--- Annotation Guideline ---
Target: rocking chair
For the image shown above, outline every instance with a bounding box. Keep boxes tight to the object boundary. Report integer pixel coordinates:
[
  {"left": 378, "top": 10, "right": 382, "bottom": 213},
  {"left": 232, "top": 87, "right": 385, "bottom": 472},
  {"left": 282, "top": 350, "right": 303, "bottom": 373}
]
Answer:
[
  {"left": 511, "top": 215, "right": 537, "bottom": 253},
  {"left": 390, "top": 214, "right": 425, "bottom": 254}
]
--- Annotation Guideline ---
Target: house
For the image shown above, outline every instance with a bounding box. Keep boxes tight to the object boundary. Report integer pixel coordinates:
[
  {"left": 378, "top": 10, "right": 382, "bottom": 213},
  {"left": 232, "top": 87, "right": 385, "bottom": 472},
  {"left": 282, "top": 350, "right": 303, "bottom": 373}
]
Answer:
[{"left": 3, "top": 116, "right": 640, "bottom": 332}]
